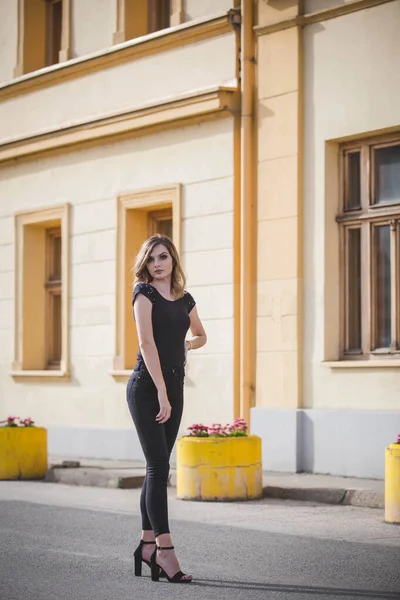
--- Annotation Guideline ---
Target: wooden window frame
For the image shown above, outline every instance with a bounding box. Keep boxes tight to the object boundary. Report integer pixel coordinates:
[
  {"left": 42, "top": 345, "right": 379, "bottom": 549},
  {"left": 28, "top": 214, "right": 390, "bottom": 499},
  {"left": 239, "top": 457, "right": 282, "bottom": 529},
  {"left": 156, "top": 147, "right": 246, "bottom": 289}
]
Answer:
[
  {"left": 12, "top": 204, "right": 70, "bottom": 380},
  {"left": 148, "top": 0, "right": 171, "bottom": 34},
  {"left": 113, "top": 0, "right": 180, "bottom": 45},
  {"left": 45, "top": 0, "right": 63, "bottom": 67},
  {"left": 337, "top": 133, "right": 400, "bottom": 361},
  {"left": 112, "top": 185, "right": 181, "bottom": 379},
  {"left": 148, "top": 208, "right": 173, "bottom": 237},
  {"left": 45, "top": 227, "right": 62, "bottom": 368}
]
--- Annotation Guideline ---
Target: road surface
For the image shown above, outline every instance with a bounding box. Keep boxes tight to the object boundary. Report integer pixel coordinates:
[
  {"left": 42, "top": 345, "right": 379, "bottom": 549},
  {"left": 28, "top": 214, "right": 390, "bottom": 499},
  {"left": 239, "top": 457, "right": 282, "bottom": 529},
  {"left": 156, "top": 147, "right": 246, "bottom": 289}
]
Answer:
[{"left": 0, "top": 481, "right": 399, "bottom": 600}]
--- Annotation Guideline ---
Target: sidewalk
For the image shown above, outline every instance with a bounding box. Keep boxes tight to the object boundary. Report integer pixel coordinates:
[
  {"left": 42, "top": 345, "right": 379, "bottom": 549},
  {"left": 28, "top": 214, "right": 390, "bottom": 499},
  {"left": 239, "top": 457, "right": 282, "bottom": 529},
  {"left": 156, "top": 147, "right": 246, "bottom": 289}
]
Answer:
[{"left": 45, "top": 456, "right": 384, "bottom": 509}]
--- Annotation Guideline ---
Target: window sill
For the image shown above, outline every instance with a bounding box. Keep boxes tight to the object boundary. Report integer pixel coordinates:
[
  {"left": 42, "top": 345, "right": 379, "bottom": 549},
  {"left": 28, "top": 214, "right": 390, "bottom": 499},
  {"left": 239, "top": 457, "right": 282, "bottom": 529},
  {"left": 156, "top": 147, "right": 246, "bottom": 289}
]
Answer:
[
  {"left": 322, "top": 360, "right": 400, "bottom": 369},
  {"left": 11, "top": 369, "right": 70, "bottom": 381},
  {"left": 109, "top": 370, "right": 132, "bottom": 381}
]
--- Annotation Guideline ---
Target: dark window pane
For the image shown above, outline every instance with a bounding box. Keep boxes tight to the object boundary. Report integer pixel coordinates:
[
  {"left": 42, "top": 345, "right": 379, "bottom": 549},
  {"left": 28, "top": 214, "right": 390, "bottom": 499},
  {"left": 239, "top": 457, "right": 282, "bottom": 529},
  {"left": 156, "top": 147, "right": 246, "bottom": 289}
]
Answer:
[
  {"left": 46, "top": 0, "right": 63, "bottom": 67},
  {"left": 374, "top": 145, "right": 400, "bottom": 204},
  {"left": 47, "top": 229, "right": 62, "bottom": 282},
  {"left": 51, "top": 235, "right": 62, "bottom": 280},
  {"left": 157, "top": 218, "right": 172, "bottom": 239},
  {"left": 347, "top": 228, "right": 361, "bottom": 351},
  {"left": 52, "top": 293, "right": 62, "bottom": 364},
  {"left": 150, "top": 213, "right": 173, "bottom": 239},
  {"left": 346, "top": 151, "right": 361, "bottom": 209},
  {"left": 374, "top": 225, "right": 391, "bottom": 348},
  {"left": 148, "top": 0, "right": 170, "bottom": 33}
]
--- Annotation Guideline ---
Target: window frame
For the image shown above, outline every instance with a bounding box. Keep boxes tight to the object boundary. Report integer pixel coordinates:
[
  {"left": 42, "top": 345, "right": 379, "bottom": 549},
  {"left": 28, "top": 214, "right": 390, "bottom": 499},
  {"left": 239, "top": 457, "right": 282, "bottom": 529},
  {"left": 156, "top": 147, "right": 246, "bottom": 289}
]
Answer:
[
  {"left": 112, "top": 185, "right": 181, "bottom": 379},
  {"left": 148, "top": 0, "right": 171, "bottom": 34},
  {"left": 337, "top": 133, "right": 400, "bottom": 361},
  {"left": 114, "top": 0, "right": 179, "bottom": 45},
  {"left": 45, "top": 0, "right": 63, "bottom": 67},
  {"left": 12, "top": 204, "right": 70, "bottom": 379},
  {"left": 148, "top": 208, "right": 173, "bottom": 238}
]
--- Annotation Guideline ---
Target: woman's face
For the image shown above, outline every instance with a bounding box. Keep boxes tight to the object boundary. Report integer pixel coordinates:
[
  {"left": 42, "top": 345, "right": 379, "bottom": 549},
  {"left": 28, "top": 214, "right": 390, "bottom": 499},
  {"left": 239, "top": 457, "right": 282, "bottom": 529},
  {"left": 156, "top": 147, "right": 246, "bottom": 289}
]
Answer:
[{"left": 146, "top": 243, "right": 174, "bottom": 281}]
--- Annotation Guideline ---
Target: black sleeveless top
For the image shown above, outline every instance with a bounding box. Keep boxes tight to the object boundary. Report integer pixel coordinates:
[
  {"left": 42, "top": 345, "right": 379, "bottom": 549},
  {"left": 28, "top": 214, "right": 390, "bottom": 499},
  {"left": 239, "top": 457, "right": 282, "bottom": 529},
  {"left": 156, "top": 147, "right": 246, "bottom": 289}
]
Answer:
[{"left": 132, "top": 282, "right": 196, "bottom": 367}]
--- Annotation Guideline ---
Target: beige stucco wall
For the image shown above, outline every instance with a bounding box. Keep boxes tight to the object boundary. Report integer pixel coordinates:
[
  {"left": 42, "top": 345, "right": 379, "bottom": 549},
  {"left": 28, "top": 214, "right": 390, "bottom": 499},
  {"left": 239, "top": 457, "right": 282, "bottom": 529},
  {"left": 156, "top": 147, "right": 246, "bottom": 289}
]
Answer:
[
  {"left": 0, "top": 117, "right": 235, "bottom": 431},
  {"left": 184, "top": 0, "right": 235, "bottom": 21},
  {"left": 71, "top": 0, "right": 116, "bottom": 59},
  {"left": 0, "top": 33, "right": 236, "bottom": 143},
  {"left": 303, "top": 0, "right": 400, "bottom": 411},
  {"left": 0, "top": 0, "right": 17, "bottom": 85}
]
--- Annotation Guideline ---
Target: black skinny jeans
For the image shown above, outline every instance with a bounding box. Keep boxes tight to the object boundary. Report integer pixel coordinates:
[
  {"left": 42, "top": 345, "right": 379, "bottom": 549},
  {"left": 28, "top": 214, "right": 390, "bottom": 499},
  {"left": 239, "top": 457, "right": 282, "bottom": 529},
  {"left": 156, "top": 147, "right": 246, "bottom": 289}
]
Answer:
[{"left": 126, "top": 361, "right": 184, "bottom": 537}]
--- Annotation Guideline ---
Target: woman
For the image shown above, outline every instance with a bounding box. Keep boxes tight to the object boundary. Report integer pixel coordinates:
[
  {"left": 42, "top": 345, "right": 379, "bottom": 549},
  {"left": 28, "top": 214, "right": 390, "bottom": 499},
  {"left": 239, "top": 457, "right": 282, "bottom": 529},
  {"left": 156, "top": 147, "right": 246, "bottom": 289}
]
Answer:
[{"left": 126, "top": 234, "right": 207, "bottom": 584}]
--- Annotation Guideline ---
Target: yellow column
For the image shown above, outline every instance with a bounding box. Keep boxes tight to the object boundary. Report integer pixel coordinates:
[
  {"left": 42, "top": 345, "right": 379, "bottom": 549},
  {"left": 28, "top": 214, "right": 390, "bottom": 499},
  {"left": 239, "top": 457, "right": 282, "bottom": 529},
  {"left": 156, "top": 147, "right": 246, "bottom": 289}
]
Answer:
[
  {"left": 385, "top": 443, "right": 400, "bottom": 524},
  {"left": 255, "top": 1, "right": 303, "bottom": 410}
]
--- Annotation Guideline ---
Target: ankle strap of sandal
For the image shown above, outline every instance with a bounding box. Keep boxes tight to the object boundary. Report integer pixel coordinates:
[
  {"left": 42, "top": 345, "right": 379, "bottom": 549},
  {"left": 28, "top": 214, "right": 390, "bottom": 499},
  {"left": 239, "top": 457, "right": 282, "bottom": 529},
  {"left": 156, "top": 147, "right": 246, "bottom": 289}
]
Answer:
[
  {"left": 157, "top": 545, "right": 174, "bottom": 550},
  {"left": 141, "top": 540, "right": 156, "bottom": 544}
]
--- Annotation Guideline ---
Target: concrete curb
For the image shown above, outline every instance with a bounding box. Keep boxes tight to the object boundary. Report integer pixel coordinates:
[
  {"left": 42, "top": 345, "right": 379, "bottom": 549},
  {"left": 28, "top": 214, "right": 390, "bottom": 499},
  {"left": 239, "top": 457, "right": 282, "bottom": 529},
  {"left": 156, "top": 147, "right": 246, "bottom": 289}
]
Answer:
[
  {"left": 45, "top": 467, "right": 384, "bottom": 509},
  {"left": 342, "top": 489, "right": 384, "bottom": 509},
  {"left": 262, "top": 485, "right": 384, "bottom": 509},
  {"left": 45, "top": 467, "right": 145, "bottom": 490}
]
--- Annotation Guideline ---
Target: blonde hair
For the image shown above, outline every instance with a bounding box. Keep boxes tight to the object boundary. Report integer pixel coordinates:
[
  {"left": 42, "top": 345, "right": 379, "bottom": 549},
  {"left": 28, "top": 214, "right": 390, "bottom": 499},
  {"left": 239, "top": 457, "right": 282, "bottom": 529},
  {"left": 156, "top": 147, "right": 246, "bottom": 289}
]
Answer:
[{"left": 133, "top": 235, "right": 186, "bottom": 299}]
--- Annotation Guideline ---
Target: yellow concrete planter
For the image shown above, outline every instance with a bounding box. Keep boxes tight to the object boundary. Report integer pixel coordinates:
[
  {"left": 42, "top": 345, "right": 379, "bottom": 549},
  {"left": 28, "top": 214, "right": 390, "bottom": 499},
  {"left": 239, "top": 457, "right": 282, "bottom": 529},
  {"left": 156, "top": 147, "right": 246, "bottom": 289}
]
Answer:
[
  {"left": 0, "top": 427, "right": 48, "bottom": 480},
  {"left": 176, "top": 435, "right": 262, "bottom": 501},
  {"left": 385, "top": 443, "right": 400, "bottom": 524}
]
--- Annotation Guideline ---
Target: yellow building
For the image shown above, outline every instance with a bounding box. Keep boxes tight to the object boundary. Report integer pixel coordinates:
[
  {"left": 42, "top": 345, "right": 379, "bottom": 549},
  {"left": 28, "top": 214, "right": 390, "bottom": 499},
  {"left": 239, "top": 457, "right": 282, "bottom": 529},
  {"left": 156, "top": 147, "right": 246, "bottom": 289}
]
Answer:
[{"left": 1, "top": 0, "right": 399, "bottom": 479}]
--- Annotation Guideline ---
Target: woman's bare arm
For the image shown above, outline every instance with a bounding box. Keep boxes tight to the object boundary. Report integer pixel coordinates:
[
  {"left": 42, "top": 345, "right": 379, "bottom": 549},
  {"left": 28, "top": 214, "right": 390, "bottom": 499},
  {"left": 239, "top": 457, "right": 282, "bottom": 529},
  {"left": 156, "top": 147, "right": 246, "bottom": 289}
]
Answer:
[
  {"left": 133, "top": 294, "right": 166, "bottom": 393},
  {"left": 186, "top": 306, "right": 207, "bottom": 351}
]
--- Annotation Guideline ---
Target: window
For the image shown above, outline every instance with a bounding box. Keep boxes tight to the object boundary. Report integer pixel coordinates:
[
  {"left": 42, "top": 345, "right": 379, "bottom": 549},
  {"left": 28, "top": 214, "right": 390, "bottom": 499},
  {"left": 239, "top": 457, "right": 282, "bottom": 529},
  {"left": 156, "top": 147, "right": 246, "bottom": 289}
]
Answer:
[
  {"left": 45, "top": 228, "right": 62, "bottom": 367},
  {"left": 114, "top": 0, "right": 175, "bottom": 45},
  {"left": 46, "top": 0, "right": 63, "bottom": 67},
  {"left": 113, "top": 186, "right": 181, "bottom": 377},
  {"left": 338, "top": 136, "right": 400, "bottom": 359},
  {"left": 12, "top": 205, "right": 70, "bottom": 378},
  {"left": 148, "top": 209, "right": 173, "bottom": 238},
  {"left": 148, "top": 0, "right": 171, "bottom": 33},
  {"left": 14, "top": 0, "right": 70, "bottom": 77}
]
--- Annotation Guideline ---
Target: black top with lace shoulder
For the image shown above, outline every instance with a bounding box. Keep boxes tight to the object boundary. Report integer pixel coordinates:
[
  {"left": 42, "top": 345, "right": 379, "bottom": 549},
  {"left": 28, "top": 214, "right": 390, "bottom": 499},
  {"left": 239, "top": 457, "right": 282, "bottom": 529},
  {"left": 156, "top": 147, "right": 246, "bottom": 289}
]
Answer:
[{"left": 132, "top": 282, "right": 196, "bottom": 367}]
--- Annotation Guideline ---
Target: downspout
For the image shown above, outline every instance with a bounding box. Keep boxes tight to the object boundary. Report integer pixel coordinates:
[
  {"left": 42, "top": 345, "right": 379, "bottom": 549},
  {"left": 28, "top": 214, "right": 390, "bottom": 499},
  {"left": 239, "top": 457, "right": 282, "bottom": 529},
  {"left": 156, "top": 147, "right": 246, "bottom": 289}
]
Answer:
[{"left": 240, "top": 0, "right": 255, "bottom": 425}]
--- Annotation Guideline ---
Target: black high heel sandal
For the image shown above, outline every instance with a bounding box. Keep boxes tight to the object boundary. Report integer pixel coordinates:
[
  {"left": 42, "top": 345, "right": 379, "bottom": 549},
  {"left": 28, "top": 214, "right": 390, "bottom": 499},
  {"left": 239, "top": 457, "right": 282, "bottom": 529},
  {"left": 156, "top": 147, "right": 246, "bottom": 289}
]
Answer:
[
  {"left": 150, "top": 545, "right": 192, "bottom": 584},
  {"left": 133, "top": 540, "right": 165, "bottom": 577}
]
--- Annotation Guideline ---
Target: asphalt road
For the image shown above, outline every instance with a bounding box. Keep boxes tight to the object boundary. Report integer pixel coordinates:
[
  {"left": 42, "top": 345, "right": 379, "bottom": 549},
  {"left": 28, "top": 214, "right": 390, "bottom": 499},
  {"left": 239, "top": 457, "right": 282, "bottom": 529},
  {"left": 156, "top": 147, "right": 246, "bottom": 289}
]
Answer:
[{"left": 0, "top": 482, "right": 399, "bottom": 600}]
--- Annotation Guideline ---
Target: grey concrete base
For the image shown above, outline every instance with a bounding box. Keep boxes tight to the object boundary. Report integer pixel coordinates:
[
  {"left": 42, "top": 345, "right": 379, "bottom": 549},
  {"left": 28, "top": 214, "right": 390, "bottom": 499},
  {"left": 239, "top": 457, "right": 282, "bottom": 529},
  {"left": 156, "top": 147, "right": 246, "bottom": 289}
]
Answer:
[
  {"left": 262, "top": 486, "right": 384, "bottom": 509},
  {"left": 43, "top": 462, "right": 385, "bottom": 508},
  {"left": 47, "top": 426, "right": 145, "bottom": 462},
  {"left": 251, "top": 408, "right": 301, "bottom": 472},
  {"left": 48, "top": 409, "right": 399, "bottom": 480},
  {"left": 45, "top": 467, "right": 145, "bottom": 489},
  {"left": 250, "top": 407, "right": 400, "bottom": 479}
]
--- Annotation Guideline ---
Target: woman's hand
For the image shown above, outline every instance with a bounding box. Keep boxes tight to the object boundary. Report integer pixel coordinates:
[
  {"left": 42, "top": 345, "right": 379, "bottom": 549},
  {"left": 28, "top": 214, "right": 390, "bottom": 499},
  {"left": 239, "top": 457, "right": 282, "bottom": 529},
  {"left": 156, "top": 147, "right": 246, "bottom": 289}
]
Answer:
[
  {"left": 156, "top": 388, "right": 171, "bottom": 424},
  {"left": 184, "top": 340, "right": 191, "bottom": 361}
]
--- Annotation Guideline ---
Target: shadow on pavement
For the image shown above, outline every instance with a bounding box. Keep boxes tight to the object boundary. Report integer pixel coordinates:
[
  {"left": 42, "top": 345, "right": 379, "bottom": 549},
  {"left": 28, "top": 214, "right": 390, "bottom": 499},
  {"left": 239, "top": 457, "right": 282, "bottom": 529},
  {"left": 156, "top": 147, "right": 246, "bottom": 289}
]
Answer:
[{"left": 187, "top": 579, "right": 400, "bottom": 599}]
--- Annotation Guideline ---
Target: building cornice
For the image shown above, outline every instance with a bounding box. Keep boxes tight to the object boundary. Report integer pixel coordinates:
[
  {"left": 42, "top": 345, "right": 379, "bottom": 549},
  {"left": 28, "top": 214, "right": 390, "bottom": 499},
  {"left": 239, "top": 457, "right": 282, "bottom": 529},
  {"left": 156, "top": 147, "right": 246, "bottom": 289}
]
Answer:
[
  {"left": 254, "top": 0, "right": 394, "bottom": 36},
  {"left": 0, "top": 12, "right": 233, "bottom": 102},
  {"left": 0, "top": 85, "right": 239, "bottom": 165}
]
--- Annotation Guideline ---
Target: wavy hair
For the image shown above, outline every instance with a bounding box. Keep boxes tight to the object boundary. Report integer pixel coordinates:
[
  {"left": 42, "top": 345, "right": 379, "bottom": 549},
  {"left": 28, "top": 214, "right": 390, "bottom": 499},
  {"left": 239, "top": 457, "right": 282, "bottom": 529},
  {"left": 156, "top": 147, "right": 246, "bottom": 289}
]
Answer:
[{"left": 133, "top": 235, "right": 186, "bottom": 299}]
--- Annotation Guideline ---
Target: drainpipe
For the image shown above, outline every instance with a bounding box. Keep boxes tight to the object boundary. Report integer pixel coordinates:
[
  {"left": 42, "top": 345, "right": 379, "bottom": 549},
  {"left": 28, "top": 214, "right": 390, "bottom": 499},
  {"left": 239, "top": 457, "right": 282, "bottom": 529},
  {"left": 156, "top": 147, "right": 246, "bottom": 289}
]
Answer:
[{"left": 240, "top": 0, "right": 255, "bottom": 425}]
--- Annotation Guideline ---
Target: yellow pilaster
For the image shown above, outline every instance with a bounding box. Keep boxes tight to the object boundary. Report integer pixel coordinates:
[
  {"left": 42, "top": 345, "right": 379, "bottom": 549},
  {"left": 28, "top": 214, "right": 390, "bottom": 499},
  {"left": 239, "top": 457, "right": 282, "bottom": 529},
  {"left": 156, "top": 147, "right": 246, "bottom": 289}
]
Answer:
[{"left": 255, "top": 1, "right": 303, "bottom": 409}]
